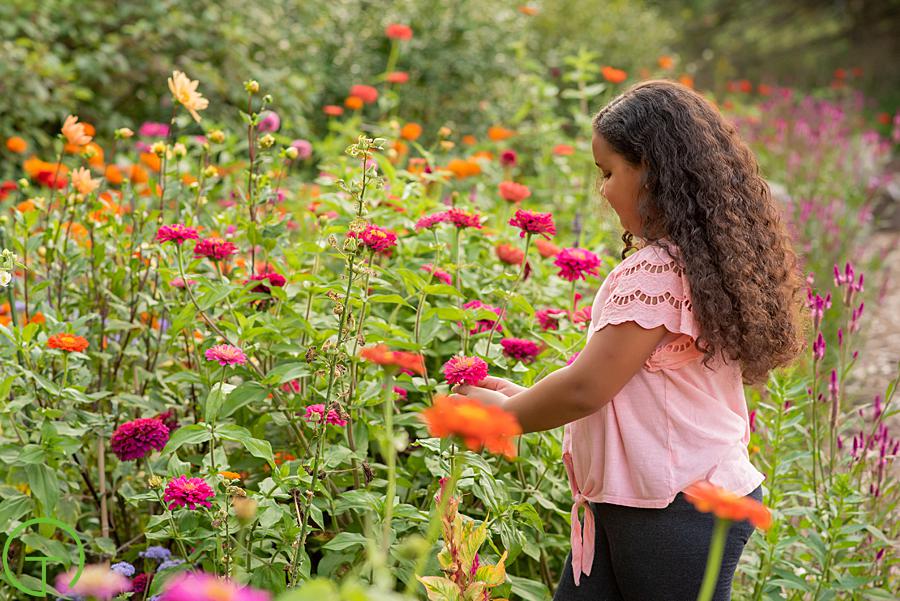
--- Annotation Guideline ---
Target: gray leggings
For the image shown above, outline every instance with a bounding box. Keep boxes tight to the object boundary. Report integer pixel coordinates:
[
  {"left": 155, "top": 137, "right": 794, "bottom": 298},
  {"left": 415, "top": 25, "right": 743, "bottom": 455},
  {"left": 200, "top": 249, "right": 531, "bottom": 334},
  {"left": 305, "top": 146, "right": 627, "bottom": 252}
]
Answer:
[{"left": 552, "top": 485, "right": 763, "bottom": 600}]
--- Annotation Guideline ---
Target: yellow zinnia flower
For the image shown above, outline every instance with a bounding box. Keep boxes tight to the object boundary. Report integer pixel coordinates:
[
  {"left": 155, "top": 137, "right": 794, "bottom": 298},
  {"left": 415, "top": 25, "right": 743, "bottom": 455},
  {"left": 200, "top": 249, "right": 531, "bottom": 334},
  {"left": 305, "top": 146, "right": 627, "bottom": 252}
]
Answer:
[{"left": 168, "top": 70, "right": 209, "bottom": 122}]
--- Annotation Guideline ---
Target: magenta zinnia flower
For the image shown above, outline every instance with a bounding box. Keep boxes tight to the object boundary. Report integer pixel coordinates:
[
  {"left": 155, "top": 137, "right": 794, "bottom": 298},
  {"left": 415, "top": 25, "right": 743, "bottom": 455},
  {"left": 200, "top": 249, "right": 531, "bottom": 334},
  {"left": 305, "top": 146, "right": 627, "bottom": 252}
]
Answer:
[
  {"left": 156, "top": 224, "right": 199, "bottom": 245},
  {"left": 421, "top": 263, "right": 452, "bottom": 285},
  {"left": 348, "top": 224, "right": 398, "bottom": 254},
  {"left": 56, "top": 564, "right": 131, "bottom": 600},
  {"left": 159, "top": 571, "right": 271, "bottom": 601},
  {"left": 462, "top": 300, "right": 503, "bottom": 334},
  {"left": 536, "top": 308, "right": 567, "bottom": 331},
  {"left": 442, "top": 355, "right": 489, "bottom": 386},
  {"left": 446, "top": 208, "right": 483, "bottom": 229},
  {"left": 303, "top": 404, "right": 347, "bottom": 426},
  {"left": 110, "top": 418, "right": 170, "bottom": 461},
  {"left": 246, "top": 272, "right": 287, "bottom": 294},
  {"left": 415, "top": 211, "right": 450, "bottom": 231},
  {"left": 290, "top": 139, "right": 313, "bottom": 160},
  {"left": 163, "top": 475, "right": 215, "bottom": 510},
  {"left": 500, "top": 338, "right": 542, "bottom": 363},
  {"left": 205, "top": 344, "right": 247, "bottom": 366},
  {"left": 257, "top": 110, "right": 280, "bottom": 133},
  {"left": 509, "top": 209, "right": 555, "bottom": 240},
  {"left": 139, "top": 122, "right": 170, "bottom": 138},
  {"left": 554, "top": 247, "right": 601, "bottom": 281},
  {"left": 194, "top": 237, "right": 238, "bottom": 261},
  {"left": 169, "top": 276, "right": 197, "bottom": 288}
]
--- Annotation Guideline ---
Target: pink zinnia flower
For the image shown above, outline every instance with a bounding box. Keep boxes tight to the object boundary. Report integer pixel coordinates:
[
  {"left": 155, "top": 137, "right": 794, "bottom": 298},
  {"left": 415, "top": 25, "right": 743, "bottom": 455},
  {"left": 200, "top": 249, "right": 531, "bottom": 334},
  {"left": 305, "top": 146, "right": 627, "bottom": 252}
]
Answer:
[
  {"left": 415, "top": 211, "right": 450, "bottom": 231},
  {"left": 110, "top": 418, "right": 170, "bottom": 461},
  {"left": 169, "top": 276, "right": 197, "bottom": 288},
  {"left": 394, "top": 386, "right": 408, "bottom": 399},
  {"left": 159, "top": 571, "right": 271, "bottom": 601},
  {"left": 501, "top": 338, "right": 542, "bottom": 363},
  {"left": 509, "top": 209, "right": 555, "bottom": 239},
  {"left": 446, "top": 208, "right": 483, "bottom": 230},
  {"left": 246, "top": 272, "right": 286, "bottom": 295},
  {"left": 257, "top": 110, "right": 280, "bottom": 133},
  {"left": 554, "top": 247, "right": 601, "bottom": 281},
  {"left": 194, "top": 237, "right": 238, "bottom": 261},
  {"left": 139, "top": 122, "right": 170, "bottom": 138},
  {"left": 56, "top": 564, "right": 131, "bottom": 600},
  {"left": 421, "top": 263, "right": 452, "bottom": 285},
  {"left": 499, "top": 181, "right": 531, "bottom": 203},
  {"left": 442, "top": 355, "right": 489, "bottom": 386},
  {"left": 536, "top": 308, "right": 567, "bottom": 331},
  {"left": 156, "top": 224, "right": 199, "bottom": 245},
  {"left": 154, "top": 409, "right": 180, "bottom": 433},
  {"left": 304, "top": 404, "right": 347, "bottom": 426},
  {"left": 462, "top": 300, "right": 502, "bottom": 334},
  {"left": 205, "top": 344, "right": 247, "bottom": 366},
  {"left": 290, "top": 139, "right": 313, "bottom": 160},
  {"left": 348, "top": 224, "right": 398, "bottom": 254},
  {"left": 163, "top": 475, "right": 215, "bottom": 510}
]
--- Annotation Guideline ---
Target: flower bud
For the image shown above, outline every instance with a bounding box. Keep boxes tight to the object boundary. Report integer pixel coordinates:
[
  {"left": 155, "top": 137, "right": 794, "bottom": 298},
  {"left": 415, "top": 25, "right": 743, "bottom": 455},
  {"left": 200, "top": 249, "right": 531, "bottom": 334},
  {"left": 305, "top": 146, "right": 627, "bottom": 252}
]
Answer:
[
  {"left": 232, "top": 497, "right": 258, "bottom": 523},
  {"left": 188, "top": 182, "right": 200, "bottom": 191},
  {"left": 17, "top": 178, "right": 29, "bottom": 189},
  {"left": 438, "top": 126, "right": 452, "bottom": 137},
  {"left": 203, "top": 165, "right": 218, "bottom": 178},
  {"left": 439, "top": 141, "right": 455, "bottom": 151},
  {"left": 82, "top": 146, "right": 97, "bottom": 159},
  {"left": 259, "top": 134, "right": 275, "bottom": 149},
  {"left": 208, "top": 129, "right": 226, "bottom": 144},
  {"left": 284, "top": 146, "right": 299, "bottom": 160},
  {"left": 172, "top": 143, "right": 187, "bottom": 158},
  {"left": 148, "top": 475, "right": 164, "bottom": 489},
  {"left": 151, "top": 141, "right": 167, "bottom": 156},
  {"left": 244, "top": 80, "right": 260, "bottom": 94},
  {"left": 115, "top": 127, "right": 134, "bottom": 139}
]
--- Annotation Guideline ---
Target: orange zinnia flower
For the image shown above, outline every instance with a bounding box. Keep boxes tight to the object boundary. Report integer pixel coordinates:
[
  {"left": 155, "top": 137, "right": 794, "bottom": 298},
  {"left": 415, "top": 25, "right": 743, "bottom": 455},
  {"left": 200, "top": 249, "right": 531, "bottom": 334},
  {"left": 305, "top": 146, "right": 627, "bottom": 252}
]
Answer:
[
  {"left": 400, "top": 122, "right": 422, "bottom": 141},
  {"left": 461, "top": 135, "right": 477, "bottom": 146},
  {"left": 420, "top": 394, "right": 522, "bottom": 458},
  {"left": 140, "top": 152, "right": 162, "bottom": 173},
  {"left": 6, "top": 136, "right": 27, "bottom": 153},
  {"left": 71, "top": 166, "right": 100, "bottom": 195},
  {"left": 344, "top": 95, "right": 364, "bottom": 110},
  {"left": 168, "top": 70, "right": 209, "bottom": 122},
  {"left": 683, "top": 481, "right": 772, "bottom": 529},
  {"left": 678, "top": 74, "right": 694, "bottom": 89},
  {"left": 323, "top": 105, "right": 344, "bottom": 117},
  {"left": 658, "top": 55, "right": 674, "bottom": 70},
  {"left": 62, "top": 115, "right": 92, "bottom": 146},
  {"left": 360, "top": 344, "right": 426, "bottom": 375},
  {"left": 487, "top": 126, "right": 515, "bottom": 141},
  {"left": 446, "top": 158, "right": 482, "bottom": 179},
  {"left": 601, "top": 66, "right": 627, "bottom": 84},
  {"left": 47, "top": 332, "right": 90, "bottom": 353},
  {"left": 518, "top": 5, "right": 539, "bottom": 16},
  {"left": 104, "top": 165, "right": 124, "bottom": 185}
]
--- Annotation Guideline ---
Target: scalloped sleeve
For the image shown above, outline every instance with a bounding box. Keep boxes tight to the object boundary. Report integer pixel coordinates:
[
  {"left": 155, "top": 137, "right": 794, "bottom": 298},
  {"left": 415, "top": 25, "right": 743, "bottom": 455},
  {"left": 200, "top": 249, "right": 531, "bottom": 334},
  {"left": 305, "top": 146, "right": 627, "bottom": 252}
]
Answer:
[{"left": 593, "top": 250, "right": 704, "bottom": 371}]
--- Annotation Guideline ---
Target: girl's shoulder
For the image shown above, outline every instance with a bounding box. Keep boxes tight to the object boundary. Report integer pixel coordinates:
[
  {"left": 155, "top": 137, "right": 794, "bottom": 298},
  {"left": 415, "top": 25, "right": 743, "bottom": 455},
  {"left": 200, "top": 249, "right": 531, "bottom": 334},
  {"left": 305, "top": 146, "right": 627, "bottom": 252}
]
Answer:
[{"left": 612, "top": 239, "right": 683, "bottom": 280}]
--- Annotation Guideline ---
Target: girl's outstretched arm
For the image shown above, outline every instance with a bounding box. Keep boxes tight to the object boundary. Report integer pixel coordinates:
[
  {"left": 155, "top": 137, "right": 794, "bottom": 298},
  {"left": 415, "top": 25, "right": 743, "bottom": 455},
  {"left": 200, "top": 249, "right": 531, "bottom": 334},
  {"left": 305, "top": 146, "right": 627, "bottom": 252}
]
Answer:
[{"left": 501, "top": 321, "right": 669, "bottom": 433}]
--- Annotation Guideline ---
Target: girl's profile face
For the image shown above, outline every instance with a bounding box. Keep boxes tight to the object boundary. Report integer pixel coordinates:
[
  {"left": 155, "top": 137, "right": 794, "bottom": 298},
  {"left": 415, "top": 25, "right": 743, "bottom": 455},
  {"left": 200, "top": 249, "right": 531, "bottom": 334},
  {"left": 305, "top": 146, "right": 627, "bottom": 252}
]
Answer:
[{"left": 592, "top": 132, "right": 646, "bottom": 236}]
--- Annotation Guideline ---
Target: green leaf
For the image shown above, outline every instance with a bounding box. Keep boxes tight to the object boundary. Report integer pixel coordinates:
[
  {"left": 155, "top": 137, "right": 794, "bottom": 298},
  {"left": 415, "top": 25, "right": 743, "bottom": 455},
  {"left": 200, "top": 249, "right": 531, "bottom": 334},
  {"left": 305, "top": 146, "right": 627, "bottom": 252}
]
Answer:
[
  {"left": 162, "top": 424, "right": 211, "bottom": 455},
  {"left": 263, "top": 363, "right": 309, "bottom": 386},
  {"left": 0, "top": 495, "right": 34, "bottom": 530},
  {"left": 321, "top": 532, "right": 367, "bottom": 552},
  {"left": 222, "top": 381, "right": 268, "bottom": 418},
  {"left": 216, "top": 424, "right": 275, "bottom": 468},
  {"left": 417, "top": 576, "right": 462, "bottom": 601},
  {"left": 507, "top": 574, "right": 550, "bottom": 601},
  {"left": 368, "top": 294, "right": 411, "bottom": 306},
  {"left": 26, "top": 464, "right": 59, "bottom": 514}
]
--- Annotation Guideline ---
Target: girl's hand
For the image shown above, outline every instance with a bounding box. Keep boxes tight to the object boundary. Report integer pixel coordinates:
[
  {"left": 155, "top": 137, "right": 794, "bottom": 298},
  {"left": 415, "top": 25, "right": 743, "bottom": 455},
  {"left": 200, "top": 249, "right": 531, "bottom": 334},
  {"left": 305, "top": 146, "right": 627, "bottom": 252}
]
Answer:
[
  {"left": 448, "top": 386, "right": 508, "bottom": 408},
  {"left": 452, "top": 376, "right": 527, "bottom": 398}
]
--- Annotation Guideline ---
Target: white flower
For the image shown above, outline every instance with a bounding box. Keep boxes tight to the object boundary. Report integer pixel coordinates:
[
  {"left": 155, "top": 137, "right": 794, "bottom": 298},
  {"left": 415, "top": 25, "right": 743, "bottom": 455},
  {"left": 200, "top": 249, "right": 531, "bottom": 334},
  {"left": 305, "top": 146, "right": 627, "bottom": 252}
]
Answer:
[{"left": 0, "top": 270, "right": 11, "bottom": 287}]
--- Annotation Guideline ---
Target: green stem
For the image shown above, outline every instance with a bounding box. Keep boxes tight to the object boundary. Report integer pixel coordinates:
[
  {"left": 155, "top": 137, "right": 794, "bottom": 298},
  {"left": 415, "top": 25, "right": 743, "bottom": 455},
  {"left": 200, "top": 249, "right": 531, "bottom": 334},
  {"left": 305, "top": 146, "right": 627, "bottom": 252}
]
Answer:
[
  {"left": 484, "top": 233, "right": 531, "bottom": 353},
  {"left": 696, "top": 518, "right": 731, "bottom": 601},
  {"left": 381, "top": 372, "right": 397, "bottom": 561},
  {"left": 146, "top": 458, "right": 189, "bottom": 560}
]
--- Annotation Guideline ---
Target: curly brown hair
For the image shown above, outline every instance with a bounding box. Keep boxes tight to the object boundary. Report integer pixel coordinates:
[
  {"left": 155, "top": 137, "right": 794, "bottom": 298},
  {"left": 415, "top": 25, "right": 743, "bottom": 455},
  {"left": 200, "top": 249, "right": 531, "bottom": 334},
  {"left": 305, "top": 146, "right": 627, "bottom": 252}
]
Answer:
[{"left": 592, "top": 80, "right": 809, "bottom": 385}]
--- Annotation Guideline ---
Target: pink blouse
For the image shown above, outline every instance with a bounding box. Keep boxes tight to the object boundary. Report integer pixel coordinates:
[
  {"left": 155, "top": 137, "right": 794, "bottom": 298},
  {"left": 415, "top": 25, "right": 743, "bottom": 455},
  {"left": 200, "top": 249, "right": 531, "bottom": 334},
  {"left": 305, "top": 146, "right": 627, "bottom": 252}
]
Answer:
[{"left": 561, "top": 240, "right": 766, "bottom": 585}]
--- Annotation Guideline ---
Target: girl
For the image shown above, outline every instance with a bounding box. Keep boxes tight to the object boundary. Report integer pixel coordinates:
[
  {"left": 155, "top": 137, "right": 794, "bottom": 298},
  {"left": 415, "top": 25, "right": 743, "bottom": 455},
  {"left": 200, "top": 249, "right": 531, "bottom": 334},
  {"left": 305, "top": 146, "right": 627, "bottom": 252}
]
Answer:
[{"left": 451, "top": 80, "right": 808, "bottom": 600}]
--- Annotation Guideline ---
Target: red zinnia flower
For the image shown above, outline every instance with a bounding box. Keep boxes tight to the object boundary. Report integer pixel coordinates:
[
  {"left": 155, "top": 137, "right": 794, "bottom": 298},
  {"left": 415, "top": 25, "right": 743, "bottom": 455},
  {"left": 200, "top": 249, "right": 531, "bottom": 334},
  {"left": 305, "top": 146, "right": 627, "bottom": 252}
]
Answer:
[
  {"left": 193, "top": 237, "right": 238, "bottom": 261},
  {"left": 536, "top": 308, "right": 566, "bottom": 331},
  {"left": 386, "top": 71, "right": 409, "bottom": 84},
  {"left": 415, "top": 211, "right": 450, "bottom": 231},
  {"left": 110, "top": 418, "right": 170, "bottom": 461},
  {"left": 462, "top": 300, "right": 503, "bottom": 334},
  {"left": 554, "top": 247, "right": 601, "bottom": 281},
  {"left": 350, "top": 85, "right": 378, "bottom": 104},
  {"left": 552, "top": 144, "right": 574, "bottom": 156},
  {"left": 385, "top": 23, "right": 413, "bottom": 40},
  {"left": 204, "top": 344, "right": 247, "bottom": 366},
  {"left": 495, "top": 243, "right": 524, "bottom": 265},
  {"left": 601, "top": 66, "right": 627, "bottom": 83},
  {"left": 509, "top": 209, "right": 555, "bottom": 239},
  {"left": 155, "top": 224, "right": 199, "bottom": 245},
  {"left": 442, "top": 355, "right": 489, "bottom": 386},
  {"left": 323, "top": 105, "right": 344, "bottom": 117},
  {"left": 499, "top": 181, "right": 531, "bottom": 203},
  {"left": 246, "top": 272, "right": 286, "bottom": 295},
  {"left": 421, "top": 263, "right": 452, "bottom": 285},
  {"left": 304, "top": 404, "right": 347, "bottom": 426}
]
